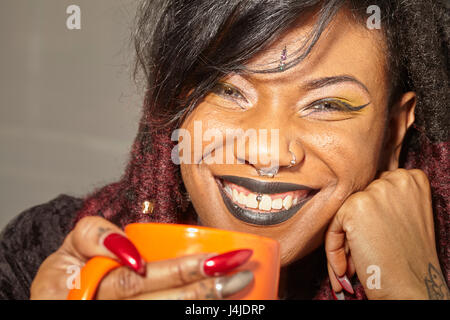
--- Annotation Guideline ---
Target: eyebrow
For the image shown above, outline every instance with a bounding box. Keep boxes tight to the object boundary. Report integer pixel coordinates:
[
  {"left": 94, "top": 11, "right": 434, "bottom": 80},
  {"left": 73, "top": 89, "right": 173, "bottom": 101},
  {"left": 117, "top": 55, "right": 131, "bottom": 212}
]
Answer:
[{"left": 301, "top": 75, "right": 370, "bottom": 95}]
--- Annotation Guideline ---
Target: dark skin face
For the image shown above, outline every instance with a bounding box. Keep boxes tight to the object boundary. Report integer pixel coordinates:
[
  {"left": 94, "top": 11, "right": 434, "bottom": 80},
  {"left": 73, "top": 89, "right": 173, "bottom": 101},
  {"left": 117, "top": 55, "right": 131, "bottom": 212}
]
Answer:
[{"left": 180, "top": 9, "right": 415, "bottom": 268}]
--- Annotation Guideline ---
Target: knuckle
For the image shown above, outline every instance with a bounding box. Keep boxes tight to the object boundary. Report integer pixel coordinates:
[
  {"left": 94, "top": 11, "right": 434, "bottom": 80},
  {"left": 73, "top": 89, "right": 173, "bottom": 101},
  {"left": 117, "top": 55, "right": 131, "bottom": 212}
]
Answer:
[
  {"left": 181, "top": 284, "right": 201, "bottom": 300},
  {"left": 394, "top": 168, "right": 409, "bottom": 177},
  {"left": 378, "top": 170, "right": 391, "bottom": 179},
  {"left": 349, "top": 192, "right": 372, "bottom": 210},
  {"left": 394, "top": 168, "right": 415, "bottom": 185},
  {"left": 169, "top": 260, "right": 189, "bottom": 286},
  {"left": 411, "top": 169, "right": 430, "bottom": 184},
  {"left": 388, "top": 169, "right": 430, "bottom": 190},
  {"left": 337, "top": 192, "right": 372, "bottom": 232},
  {"left": 367, "top": 179, "right": 388, "bottom": 192},
  {"left": 74, "top": 216, "right": 103, "bottom": 239},
  {"left": 111, "top": 267, "right": 143, "bottom": 298},
  {"left": 188, "top": 279, "right": 219, "bottom": 300}
]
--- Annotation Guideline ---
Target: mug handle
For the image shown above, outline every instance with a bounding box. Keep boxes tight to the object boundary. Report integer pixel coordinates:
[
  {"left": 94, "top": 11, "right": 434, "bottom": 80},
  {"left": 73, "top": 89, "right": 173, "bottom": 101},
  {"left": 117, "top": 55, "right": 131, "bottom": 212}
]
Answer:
[{"left": 67, "top": 256, "right": 121, "bottom": 300}]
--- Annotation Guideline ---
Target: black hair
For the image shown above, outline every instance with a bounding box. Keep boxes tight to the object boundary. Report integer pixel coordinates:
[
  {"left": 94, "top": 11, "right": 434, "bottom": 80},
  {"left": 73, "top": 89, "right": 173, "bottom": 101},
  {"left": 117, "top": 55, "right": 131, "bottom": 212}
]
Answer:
[{"left": 133, "top": 0, "right": 448, "bottom": 143}]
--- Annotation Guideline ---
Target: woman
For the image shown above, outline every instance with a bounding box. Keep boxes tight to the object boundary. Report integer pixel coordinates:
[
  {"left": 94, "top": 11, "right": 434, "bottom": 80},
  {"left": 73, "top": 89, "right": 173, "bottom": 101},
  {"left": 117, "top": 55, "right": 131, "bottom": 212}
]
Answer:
[{"left": 0, "top": 0, "right": 448, "bottom": 300}]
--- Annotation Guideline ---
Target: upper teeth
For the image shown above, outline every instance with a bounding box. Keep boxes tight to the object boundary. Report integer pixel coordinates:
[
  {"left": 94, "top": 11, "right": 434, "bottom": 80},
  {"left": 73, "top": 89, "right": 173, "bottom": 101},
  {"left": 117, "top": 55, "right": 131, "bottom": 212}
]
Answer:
[
  {"left": 246, "top": 193, "right": 258, "bottom": 209},
  {"left": 224, "top": 184, "right": 302, "bottom": 212},
  {"left": 271, "top": 198, "right": 283, "bottom": 210},
  {"left": 283, "top": 195, "right": 293, "bottom": 210},
  {"left": 259, "top": 195, "right": 272, "bottom": 211}
]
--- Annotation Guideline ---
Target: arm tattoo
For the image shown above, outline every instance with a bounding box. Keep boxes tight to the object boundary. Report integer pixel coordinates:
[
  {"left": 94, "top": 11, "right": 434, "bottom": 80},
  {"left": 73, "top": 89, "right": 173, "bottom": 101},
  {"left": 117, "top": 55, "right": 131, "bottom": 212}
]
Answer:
[{"left": 424, "top": 263, "right": 450, "bottom": 300}]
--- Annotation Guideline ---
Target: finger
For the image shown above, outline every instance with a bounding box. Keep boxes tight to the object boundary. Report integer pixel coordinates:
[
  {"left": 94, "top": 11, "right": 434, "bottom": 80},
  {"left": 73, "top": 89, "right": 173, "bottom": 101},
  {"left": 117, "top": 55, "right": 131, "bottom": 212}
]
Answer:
[
  {"left": 325, "top": 216, "right": 347, "bottom": 277},
  {"left": 61, "top": 216, "right": 145, "bottom": 275},
  {"left": 327, "top": 261, "right": 343, "bottom": 294},
  {"left": 325, "top": 215, "right": 354, "bottom": 294},
  {"left": 96, "top": 249, "right": 253, "bottom": 300},
  {"left": 128, "top": 270, "right": 254, "bottom": 300},
  {"left": 346, "top": 253, "right": 356, "bottom": 279}
]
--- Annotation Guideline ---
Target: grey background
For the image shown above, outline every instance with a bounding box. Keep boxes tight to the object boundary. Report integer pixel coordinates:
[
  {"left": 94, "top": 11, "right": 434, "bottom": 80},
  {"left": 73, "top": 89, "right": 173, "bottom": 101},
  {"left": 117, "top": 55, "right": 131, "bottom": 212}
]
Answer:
[{"left": 0, "top": 0, "right": 142, "bottom": 230}]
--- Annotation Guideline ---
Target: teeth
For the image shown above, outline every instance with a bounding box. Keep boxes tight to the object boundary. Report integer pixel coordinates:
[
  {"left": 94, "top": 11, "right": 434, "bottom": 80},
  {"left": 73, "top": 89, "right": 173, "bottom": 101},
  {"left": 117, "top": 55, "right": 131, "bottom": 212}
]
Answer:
[
  {"left": 258, "top": 195, "right": 272, "bottom": 211},
  {"left": 224, "top": 185, "right": 232, "bottom": 196},
  {"left": 246, "top": 193, "right": 258, "bottom": 209},
  {"left": 225, "top": 183, "right": 306, "bottom": 212},
  {"left": 232, "top": 188, "right": 239, "bottom": 202},
  {"left": 238, "top": 192, "right": 247, "bottom": 205},
  {"left": 283, "top": 195, "right": 292, "bottom": 210},
  {"left": 271, "top": 198, "right": 282, "bottom": 210}
]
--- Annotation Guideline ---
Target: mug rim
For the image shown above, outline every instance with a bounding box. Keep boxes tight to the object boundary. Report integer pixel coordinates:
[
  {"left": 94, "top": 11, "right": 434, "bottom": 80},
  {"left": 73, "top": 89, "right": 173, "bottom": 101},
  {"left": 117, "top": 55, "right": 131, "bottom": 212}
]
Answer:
[{"left": 125, "top": 222, "right": 279, "bottom": 247}]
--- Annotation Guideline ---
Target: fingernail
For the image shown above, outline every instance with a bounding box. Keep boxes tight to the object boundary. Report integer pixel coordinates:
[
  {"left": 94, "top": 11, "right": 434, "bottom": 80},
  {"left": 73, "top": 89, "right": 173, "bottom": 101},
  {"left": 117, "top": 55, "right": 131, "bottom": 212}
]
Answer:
[
  {"left": 332, "top": 290, "right": 345, "bottom": 300},
  {"left": 102, "top": 233, "right": 146, "bottom": 276},
  {"left": 216, "top": 270, "right": 254, "bottom": 298},
  {"left": 202, "top": 249, "right": 253, "bottom": 276},
  {"left": 337, "top": 274, "right": 354, "bottom": 294}
]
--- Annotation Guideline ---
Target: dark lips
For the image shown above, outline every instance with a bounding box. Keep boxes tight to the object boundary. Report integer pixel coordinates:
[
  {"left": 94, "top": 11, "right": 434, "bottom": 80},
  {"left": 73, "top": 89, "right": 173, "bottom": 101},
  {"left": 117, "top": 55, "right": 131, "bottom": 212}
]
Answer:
[
  {"left": 216, "top": 176, "right": 317, "bottom": 226},
  {"left": 218, "top": 175, "right": 314, "bottom": 194}
]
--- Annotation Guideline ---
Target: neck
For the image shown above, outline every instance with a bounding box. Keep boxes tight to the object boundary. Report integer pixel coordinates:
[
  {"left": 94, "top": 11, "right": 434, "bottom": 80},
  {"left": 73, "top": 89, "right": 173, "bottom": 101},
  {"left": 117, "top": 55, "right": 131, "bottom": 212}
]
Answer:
[{"left": 277, "top": 247, "right": 326, "bottom": 300}]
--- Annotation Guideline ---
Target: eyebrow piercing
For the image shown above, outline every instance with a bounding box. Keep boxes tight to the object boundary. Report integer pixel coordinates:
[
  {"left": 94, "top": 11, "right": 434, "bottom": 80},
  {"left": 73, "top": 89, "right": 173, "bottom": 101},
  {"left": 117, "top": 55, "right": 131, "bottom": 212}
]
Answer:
[{"left": 279, "top": 46, "right": 287, "bottom": 71}]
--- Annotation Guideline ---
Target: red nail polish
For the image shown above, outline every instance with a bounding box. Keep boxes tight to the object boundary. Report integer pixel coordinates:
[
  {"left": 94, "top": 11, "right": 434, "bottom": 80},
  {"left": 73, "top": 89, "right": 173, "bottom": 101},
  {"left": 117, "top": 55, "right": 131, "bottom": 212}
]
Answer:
[
  {"left": 103, "top": 233, "right": 146, "bottom": 276},
  {"left": 203, "top": 249, "right": 253, "bottom": 276},
  {"left": 337, "top": 275, "right": 354, "bottom": 294}
]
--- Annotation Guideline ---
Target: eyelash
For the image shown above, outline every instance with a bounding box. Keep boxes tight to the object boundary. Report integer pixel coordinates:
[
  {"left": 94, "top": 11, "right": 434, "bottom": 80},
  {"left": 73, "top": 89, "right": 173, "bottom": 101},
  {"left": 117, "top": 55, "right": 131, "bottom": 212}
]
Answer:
[
  {"left": 212, "top": 83, "right": 248, "bottom": 106},
  {"left": 303, "top": 98, "right": 367, "bottom": 114}
]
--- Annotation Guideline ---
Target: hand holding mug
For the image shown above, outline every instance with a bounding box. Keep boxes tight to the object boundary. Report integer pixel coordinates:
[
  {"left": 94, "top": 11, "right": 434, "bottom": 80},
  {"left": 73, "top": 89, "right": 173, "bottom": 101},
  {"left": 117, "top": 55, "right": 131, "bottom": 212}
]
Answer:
[{"left": 31, "top": 217, "right": 258, "bottom": 300}]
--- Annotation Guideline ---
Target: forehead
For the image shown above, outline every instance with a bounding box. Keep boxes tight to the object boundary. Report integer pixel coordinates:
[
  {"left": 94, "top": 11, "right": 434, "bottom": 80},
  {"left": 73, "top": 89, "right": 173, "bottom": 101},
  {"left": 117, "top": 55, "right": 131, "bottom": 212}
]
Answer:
[{"left": 241, "top": 8, "right": 388, "bottom": 95}]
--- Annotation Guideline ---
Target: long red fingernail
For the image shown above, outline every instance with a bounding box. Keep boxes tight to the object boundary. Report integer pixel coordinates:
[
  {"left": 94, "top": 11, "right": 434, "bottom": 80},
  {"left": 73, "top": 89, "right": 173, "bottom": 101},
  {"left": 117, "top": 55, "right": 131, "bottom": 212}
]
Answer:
[
  {"left": 337, "top": 275, "right": 354, "bottom": 294},
  {"left": 103, "top": 233, "right": 146, "bottom": 276},
  {"left": 203, "top": 249, "right": 253, "bottom": 276}
]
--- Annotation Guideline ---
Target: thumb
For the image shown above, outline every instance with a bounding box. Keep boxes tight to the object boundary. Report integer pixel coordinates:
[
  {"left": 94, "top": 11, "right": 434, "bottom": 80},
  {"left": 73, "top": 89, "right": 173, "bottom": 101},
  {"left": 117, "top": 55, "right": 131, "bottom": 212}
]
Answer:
[{"left": 63, "top": 216, "right": 145, "bottom": 276}]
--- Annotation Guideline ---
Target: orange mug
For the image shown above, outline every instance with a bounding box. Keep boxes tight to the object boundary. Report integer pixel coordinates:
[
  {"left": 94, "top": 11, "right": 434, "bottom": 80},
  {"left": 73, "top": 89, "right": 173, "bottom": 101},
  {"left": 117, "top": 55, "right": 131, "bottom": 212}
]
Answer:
[{"left": 67, "top": 223, "right": 280, "bottom": 300}]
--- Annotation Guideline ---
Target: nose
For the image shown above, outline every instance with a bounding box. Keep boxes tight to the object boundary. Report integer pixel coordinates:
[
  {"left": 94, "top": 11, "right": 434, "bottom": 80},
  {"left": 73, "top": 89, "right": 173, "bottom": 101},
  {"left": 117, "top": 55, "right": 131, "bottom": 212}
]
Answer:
[{"left": 235, "top": 122, "right": 305, "bottom": 176}]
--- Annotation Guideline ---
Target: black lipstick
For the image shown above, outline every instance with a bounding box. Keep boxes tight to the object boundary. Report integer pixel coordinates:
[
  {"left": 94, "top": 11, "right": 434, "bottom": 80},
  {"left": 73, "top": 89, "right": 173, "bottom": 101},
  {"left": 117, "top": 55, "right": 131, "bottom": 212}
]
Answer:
[
  {"left": 216, "top": 176, "right": 317, "bottom": 226},
  {"left": 218, "top": 175, "right": 313, "bottom": 194}
]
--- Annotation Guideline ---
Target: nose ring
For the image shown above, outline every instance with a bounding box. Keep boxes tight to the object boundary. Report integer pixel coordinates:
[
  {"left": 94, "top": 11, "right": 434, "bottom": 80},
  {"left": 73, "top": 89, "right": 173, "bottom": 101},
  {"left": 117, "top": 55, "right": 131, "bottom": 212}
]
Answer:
[{"left": 287, "top": 151, "right": 296, "bottom": 168}]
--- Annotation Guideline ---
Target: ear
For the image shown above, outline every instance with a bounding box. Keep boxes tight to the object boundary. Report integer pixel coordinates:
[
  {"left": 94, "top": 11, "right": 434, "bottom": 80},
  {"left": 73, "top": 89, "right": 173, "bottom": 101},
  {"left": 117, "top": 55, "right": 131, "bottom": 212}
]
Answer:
[{"left": 384, "top": 91, "right": 416, "bottom": 171}]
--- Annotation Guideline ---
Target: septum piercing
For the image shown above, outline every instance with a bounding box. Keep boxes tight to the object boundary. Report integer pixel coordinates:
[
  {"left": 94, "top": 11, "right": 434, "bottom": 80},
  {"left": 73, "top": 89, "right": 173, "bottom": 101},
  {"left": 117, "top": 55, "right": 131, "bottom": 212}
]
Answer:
[
  {"left": 256, "top": 151, "right": 296, "bottom": 177},
  {"left": 257, "top": 167, "right": 278, "bottom": 178}
]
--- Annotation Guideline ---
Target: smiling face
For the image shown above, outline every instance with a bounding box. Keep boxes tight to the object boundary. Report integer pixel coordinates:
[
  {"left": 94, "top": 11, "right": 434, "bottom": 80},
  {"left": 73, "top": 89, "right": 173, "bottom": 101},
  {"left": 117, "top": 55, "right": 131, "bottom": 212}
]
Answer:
[{"left": 178, "top": 9, "right": 404, "bottom": 266}]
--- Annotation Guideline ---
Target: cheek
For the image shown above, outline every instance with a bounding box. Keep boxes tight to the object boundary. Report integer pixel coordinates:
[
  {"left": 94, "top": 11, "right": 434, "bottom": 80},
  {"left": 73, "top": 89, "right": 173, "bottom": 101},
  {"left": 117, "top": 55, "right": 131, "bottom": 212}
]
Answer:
[{"left": 303, "top": 115, "right": 386, "bottom": 193}]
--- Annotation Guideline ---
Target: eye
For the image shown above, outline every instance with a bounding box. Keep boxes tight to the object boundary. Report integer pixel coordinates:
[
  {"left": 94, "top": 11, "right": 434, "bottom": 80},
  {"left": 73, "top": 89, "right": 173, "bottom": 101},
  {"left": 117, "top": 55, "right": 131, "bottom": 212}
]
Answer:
[
  {"left": 211, "top": 82, "right": 248, "bottom": 106},
  {"left": 307, "top": 101, "right": 343, "bottom": 112},
  {"left": 298, "top": 98, "right": 370, "bottom": 120}
]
